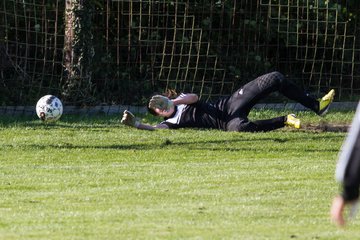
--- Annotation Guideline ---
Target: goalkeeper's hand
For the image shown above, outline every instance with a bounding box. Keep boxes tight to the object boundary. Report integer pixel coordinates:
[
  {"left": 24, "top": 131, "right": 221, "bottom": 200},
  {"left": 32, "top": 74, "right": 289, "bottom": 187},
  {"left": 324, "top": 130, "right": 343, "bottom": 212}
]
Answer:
[
  {"left": 121, "top": 110, "right": 140, "bottom": 128},
  {"left": 148, "top": 95, "right": 174, "bottom": 112}
]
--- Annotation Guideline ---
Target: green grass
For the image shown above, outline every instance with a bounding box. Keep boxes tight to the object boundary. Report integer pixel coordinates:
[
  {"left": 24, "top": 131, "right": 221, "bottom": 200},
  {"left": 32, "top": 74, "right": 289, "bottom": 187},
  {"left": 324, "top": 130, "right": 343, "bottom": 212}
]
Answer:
[{"left": 0, "top": 110, "right": 359, "bottom": 239}]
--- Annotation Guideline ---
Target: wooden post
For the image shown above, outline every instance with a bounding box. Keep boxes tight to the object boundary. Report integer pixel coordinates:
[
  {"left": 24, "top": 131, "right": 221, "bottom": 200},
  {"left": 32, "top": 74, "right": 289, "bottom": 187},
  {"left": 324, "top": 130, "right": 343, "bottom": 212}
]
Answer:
[
  {"left": 62, "top": 0, "right": 94, "bottom": 104},
  {"left": 64, "top": 0, "right": 74, "bottom": 81}
]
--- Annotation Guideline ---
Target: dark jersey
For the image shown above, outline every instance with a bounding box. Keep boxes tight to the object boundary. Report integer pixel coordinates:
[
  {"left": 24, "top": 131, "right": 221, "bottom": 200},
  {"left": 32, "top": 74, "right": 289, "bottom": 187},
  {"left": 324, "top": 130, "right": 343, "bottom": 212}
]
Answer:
[{"left": 157, "top": 93, "right": 229, "bottom": 130}]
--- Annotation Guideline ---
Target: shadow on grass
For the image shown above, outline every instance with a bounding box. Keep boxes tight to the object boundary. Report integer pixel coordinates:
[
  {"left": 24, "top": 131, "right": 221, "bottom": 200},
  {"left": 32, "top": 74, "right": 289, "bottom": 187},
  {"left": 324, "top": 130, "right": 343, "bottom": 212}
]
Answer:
[
  {"left": 0, "top": 115, "right": 124, "bottom": 129},
  {"left": 0, "top": 114, "right": 351, "bottom": 132},
  {"left": 2, "top": 134, "right": 343, "bottom": 153}
]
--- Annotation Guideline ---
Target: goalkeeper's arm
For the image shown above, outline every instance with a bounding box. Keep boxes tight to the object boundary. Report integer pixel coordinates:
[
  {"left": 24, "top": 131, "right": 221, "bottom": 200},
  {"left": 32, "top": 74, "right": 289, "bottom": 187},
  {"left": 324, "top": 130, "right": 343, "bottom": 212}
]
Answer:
[
  {"left": 137, "top": 123, "right": 156, "bottom": 131},
  {"left": 121, "top": 110, "right": 168, "bottom": 131},
  {"left": 148, "top": 93, "right": 199, "bottom": 112},
  {"left": 172, "top": 93, "right": 198, "bottom": 106}
]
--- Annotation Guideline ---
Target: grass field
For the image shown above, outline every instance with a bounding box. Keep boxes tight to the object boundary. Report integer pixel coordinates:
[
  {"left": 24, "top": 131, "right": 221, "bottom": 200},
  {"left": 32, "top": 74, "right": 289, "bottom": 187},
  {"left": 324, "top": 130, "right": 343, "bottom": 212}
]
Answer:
[{"left": 0, "top": 110, "right": 359, "bottom": 239}]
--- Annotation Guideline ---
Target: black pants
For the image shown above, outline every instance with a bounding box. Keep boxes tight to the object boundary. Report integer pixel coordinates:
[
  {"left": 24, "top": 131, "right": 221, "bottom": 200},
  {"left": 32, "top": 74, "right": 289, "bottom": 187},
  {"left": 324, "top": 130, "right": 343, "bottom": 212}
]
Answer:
[{"left": 225, "top": 71, "right": 319, "bottom": 132}]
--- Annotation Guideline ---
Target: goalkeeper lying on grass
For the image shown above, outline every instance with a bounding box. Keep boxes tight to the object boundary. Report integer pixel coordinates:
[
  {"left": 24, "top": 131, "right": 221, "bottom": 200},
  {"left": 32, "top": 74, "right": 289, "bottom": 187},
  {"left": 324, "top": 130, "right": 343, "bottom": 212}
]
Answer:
[{"left": 121, "top": 71, "right": 335, "bottom": 132}]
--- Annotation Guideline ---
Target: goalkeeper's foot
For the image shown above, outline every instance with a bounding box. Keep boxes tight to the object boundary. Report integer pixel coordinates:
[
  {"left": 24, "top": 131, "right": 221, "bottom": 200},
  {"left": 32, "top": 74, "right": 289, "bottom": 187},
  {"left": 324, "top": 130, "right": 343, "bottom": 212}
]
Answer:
[
  {"left": 285, "top": 114, "right": 301, "bottom": 129},
  {"left": 318, "top": 89, "right": 335, "bottom": 116}
]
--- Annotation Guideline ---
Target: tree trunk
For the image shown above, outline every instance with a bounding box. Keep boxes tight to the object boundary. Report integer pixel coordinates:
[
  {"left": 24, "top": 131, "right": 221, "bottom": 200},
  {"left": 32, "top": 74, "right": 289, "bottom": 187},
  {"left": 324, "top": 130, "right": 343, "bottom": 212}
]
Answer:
[{"left": 62, "top": 0, "right": 94, "bottom": 105}]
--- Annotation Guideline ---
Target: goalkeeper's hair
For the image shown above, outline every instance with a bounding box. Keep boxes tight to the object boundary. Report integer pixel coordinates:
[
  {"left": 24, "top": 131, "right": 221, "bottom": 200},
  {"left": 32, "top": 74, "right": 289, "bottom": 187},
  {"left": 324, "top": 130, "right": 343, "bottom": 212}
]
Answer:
[
  {"left": 164, "top": 89, "right": 178, "bottom": 99},
  {"left": 147, "top": 106, "right": 158, "bottom": 116},
  {"left": 147, "top": 89, "right": 178, "bottom": 116}
]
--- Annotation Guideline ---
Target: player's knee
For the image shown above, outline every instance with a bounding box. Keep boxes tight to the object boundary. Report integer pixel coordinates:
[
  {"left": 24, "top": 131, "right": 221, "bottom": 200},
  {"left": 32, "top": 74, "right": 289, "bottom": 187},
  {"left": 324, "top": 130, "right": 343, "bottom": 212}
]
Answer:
[
  {"left": 226, "top": 118, "right": 254, "bottom": 132},
  {"left": 269, "top": 71, "right": 287, "bottom": 90},
  {"left": 257, "top": 71, "right": 285, "bottom": 91},
  {"left": 270, "top": 71, "right": 285, "bottom": 83},
  {"left": 226, "top": 119, "right": 237, "bottom": 131}
]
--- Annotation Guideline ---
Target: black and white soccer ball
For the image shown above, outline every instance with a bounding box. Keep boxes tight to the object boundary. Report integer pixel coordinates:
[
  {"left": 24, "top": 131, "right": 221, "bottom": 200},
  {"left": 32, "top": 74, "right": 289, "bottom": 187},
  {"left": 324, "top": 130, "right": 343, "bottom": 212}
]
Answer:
[{"left": 36, "top": 95, "right": 63, "bottom": 122}]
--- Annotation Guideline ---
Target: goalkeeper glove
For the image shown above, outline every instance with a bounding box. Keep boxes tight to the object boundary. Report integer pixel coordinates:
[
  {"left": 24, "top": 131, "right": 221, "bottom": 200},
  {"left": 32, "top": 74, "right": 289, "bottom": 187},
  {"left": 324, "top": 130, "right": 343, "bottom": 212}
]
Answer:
[
  {"left": 121, "top": 110, "right": 140, "bottom": 128},
  {"left": 148, "top": 95, "right": 174, "bottom": 111}
]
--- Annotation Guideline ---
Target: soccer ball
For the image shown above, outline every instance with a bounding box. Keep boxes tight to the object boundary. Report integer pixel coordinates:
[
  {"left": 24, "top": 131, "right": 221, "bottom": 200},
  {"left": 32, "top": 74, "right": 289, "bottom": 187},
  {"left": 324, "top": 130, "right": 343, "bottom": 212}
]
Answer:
[{"left": 36, "top": 95, "right": 63, "bottom": 122}]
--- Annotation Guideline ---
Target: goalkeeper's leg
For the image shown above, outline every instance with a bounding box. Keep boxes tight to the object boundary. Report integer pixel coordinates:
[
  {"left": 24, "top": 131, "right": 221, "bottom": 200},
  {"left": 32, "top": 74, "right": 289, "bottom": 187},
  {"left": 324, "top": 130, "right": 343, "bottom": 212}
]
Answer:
[
  {"left": 226, "top": 71, "right": 332, "bottom": 116},
  {"left": 226, "top": 114, "right": 300, "bottom": 132}
]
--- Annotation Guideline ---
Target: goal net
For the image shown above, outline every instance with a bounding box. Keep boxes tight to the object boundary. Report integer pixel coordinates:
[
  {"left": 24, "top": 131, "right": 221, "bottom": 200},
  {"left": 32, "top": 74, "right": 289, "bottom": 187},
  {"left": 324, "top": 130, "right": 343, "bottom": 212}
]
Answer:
[
  {"left": 1, "top": 0, "right": 359, "bottom": 108},
  {"left": 0, "top": 0, "right": 64, "bottom": 106}
]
